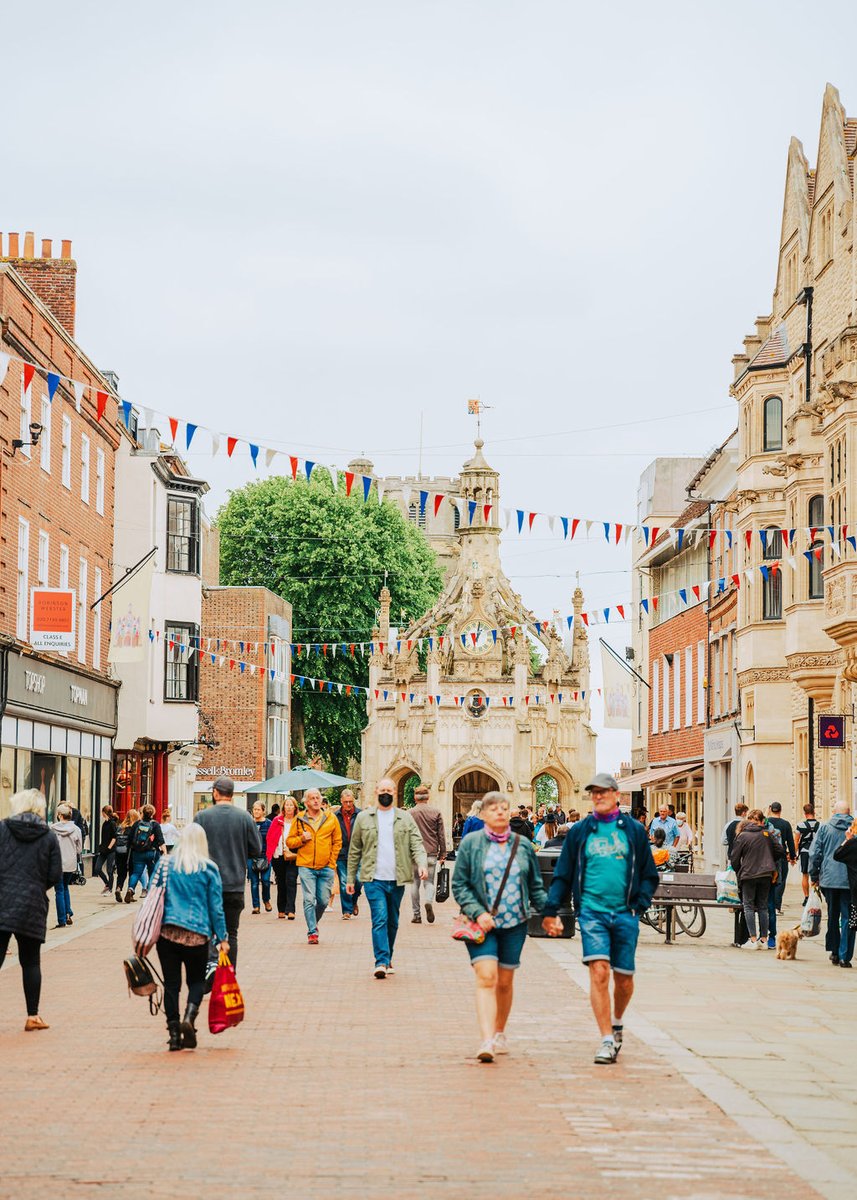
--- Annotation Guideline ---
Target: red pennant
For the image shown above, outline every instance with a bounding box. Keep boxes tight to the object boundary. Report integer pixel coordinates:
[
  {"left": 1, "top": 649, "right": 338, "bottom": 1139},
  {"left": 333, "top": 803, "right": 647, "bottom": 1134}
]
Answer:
[
  {"left": 227, "top": 437, "right": 238, "bottom": 458},
  {"left": 652, "top": 597, "right": 659, "bottom": 612},
  {"left": 454, "top": 697, "right": 459, "bottom": 706},
  {"left": 317, "top": 680, "right": 324, "bottom": 690},
  {"left": 433, "top": 494, "right": 444, "bottom": 517},
  {"left": 483, "top": 504, "right": 492, "bottom": 523},
  {"left": 438, "top": 636, "right": 445, "bottom": 649},
  {"left": 168, "top": 639, "right": 175, "bottom": 652},
  {"left": 810, "top": 527, "right": 819, "bottom": 543},
  {"left": 97, "top": 392, "right": 109, "bottom": 422},
  {"left": 615, "top": 524, "right": 623, "bottom": 543},
  {"left": 692, "top": 585, "right": 700, "bottom": 601},
  {"left": 407, "top": 640, "right": 413, "bottom": 651},
  {"left": 525, "top": 696, "right": 530, "bottom": 705},
  {"left": 842, "top": 525, "right": 848, "bottom": 543},
  {"left": 401, "top": 692, "right": 406, "bottom": 702},
  {"left": 289, "top": 455, "right": 298, "bottom": 479},
  {"left": 428, "top": 695, "right": 434, "bottom": 705},
  {"left": 322, "top": 644, "right": 328, "bottom": 657},
  {"left": 651, "top": 526, "right": 659, "bottom": 544},
  {"left": 571, "top": 518, "right": 579, "bottom": 540},
  {"left": 166, "top": 416, "right": 177, "bottom": 442},
  {"left": 346, "top": 685, "right": 352, "bottom": 696},
  {"left": 290, "top": 674, "right": 295, "bottom": 684},
  {"left": 781, "top": 529, "right": 790, "bottom": 548},
  {"left": 709, "top": 530, "right": 717, "bottom": 550},
  {"left": 23, "top": 363, "right": 35, "bottom": 392},
  {"left": 616, "top": 605, "right": 625, "bottom": 619},
  {"left": 510, "top": 625, "right": 517, "bottom": 637},
  {"left": 378, "top": 642, "right": 384, "bottom": 654},
  {"left": 471, "top": 632, "right": 477, "bottom": 646},
  {"left": 345, "top": 471, "right": 354, "bottom": 496},
  {"left": 549, "top": 694, "right": 555, "bottom": 703},
  {"left": 731, "top": 573, "right": 741, "bottom": 588},
  {"left": 374, "top": 689, "right": 379, "bottom": 699},
  {"left": 581, "top": 613, "right": 589, "bottom": 626},
  {"left": 349, "top": 643, "right": 355, "bottom": 656},
  {"left": 528, "top": 512, "right": 536, "bottom": 530},
  {"left": 745, "top": 530, "right": 752, "bottom": 550},
  {"left": 229, "top": 658, "right": 235, "bottom": 669}
]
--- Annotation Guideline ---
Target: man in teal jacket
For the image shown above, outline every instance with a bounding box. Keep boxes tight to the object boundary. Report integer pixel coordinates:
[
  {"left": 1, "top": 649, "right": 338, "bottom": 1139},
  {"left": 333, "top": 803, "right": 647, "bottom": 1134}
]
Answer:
[{"left": 347, "top": 779, "right": 427, "bottom": 979}]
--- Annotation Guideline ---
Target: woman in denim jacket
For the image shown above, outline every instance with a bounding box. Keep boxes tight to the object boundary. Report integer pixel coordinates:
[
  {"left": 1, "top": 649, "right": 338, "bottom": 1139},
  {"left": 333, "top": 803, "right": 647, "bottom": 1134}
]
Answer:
[{"left": 154, "top": 823, "right": 229, "bottom": 1052}]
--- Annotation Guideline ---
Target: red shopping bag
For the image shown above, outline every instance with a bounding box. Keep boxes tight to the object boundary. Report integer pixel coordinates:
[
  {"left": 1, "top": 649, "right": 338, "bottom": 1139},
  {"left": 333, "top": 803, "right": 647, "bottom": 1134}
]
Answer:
[{"left": 208, "top": 950, "right": 245, "bottom": 1034}]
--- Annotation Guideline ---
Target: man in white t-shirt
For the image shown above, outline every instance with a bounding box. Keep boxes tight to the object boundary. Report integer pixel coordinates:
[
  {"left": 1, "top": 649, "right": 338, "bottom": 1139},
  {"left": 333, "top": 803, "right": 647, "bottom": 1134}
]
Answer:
[{"left": 346, "top": 778, "right": 428, "bottom": 979}]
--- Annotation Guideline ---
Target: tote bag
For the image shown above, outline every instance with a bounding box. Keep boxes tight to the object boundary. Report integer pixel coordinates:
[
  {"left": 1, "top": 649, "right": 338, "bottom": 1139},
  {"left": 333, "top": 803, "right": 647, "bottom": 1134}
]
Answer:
[{"left": 132, "top": 859, "right": 168, "bottom": 956}]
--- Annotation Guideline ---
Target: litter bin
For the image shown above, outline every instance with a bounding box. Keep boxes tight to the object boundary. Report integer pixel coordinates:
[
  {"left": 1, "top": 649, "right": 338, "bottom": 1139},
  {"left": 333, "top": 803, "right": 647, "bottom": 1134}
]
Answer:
[{"left": 527, "top": 847, "right": 575, "bottom": 938}]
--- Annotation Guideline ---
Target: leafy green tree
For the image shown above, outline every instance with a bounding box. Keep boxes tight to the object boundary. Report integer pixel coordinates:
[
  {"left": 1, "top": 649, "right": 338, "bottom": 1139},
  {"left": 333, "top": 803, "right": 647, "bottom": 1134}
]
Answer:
[{"left": 216, "top": 474, "right": 444, "bottom": 773}]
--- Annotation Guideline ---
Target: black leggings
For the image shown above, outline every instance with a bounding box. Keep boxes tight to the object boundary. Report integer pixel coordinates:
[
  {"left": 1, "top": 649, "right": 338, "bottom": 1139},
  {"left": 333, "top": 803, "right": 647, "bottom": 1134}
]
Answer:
[
  {"left": 114, "top": 854, "right": 129, "bottom": 891},
  {"left": 272, "top": 857, "right": 298, "bottom": 915},
  {"left": 0, "top": 931, "right": 42, "bottom": 1016},
  {"left": 156, "top": 936, "right": 209, "bottom": 1022}
]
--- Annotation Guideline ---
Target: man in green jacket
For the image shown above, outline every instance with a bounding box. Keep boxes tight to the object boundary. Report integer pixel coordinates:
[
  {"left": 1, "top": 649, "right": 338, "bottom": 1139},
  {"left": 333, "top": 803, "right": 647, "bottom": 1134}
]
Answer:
[{"left": 347, "top": 778, "right": 428, "bottom": 979}]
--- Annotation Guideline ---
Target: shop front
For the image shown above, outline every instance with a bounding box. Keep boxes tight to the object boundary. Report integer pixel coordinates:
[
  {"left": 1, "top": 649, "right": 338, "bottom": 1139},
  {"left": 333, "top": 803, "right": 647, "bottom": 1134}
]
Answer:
[
  {"left": 0, "top": 650, "right": 118, "bottom": 850},
  {"left": 703, "top": 723, "right": 740, "bottom": 869}
]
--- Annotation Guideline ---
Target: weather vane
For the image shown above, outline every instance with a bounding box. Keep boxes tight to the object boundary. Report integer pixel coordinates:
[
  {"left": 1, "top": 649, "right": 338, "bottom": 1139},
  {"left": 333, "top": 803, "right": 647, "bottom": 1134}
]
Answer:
[{"left": 467, "top": 398, "right": 493, "bottom": 440}]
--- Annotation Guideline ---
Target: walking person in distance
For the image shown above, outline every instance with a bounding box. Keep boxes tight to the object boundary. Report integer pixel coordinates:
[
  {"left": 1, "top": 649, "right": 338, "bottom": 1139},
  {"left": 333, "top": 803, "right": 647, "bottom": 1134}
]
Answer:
[
  {"left": 286, "top": 788, "right": 341, "bottom": 944},
  {"left": 809, "top": 799, "right": 856, "bottom": 968},
  {"left": 50, "top": 804, "right": 82, "bottom": 928},
  {"left": 94, "top": 805, "right": 118, "bottom": 895},
  {"left": 266, "top": 796, "right": 299, "bottom": 919},
  {"left": 452, "top": 792, "right": 546, "bottom": 1063},
  {"left": 125, "top": 804, "right": 165, "bottom": 902},
  {"left": 796, "top": 803, "right": 820, "bottom": 904},
  {"left": 155, "top": 823, "right": 230, "bottom": 1051},
  {"left": 543, "top": 774, "right": 659, "bottom": 1064},
  {"left": 346, "top": 778, "right": 427, "bottom": 978},
  {"left": 248, "top": 801, "right": 272, "bottom": 914},
  {"left": 729, "top": 809, "right": 782, "bottom": 950},
  {"left": 0, "top": 789, "right": 62, "bottom": 1030},
  {"left": 195, "top": 777, "right": 261, "bottom": 967},
  {"left": 113, "top": 809, "right": 138, "bottom": 902},
  {"left": 409, "top": 784, "right": 447, "bottom": 925},
  {"left": 334, "top": 790, "right": 362, "bottom": 920}
]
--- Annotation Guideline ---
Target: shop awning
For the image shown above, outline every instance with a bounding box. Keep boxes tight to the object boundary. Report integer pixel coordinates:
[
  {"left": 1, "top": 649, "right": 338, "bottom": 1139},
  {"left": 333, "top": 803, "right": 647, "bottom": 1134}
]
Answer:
[{"left": 618, "top": 762, "right": 703, "bottom": 794}]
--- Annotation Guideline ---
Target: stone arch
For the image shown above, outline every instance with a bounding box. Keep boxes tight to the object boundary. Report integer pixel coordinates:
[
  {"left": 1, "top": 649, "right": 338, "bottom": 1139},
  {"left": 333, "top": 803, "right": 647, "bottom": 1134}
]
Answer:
[
  {"left": 383, "top": 758, "right": 422, "bottom": 806},
  {"left": 452, "top": 768, "right": 501, "bottom": 821},
  {"left": 530, "top": 759, "right": 576, "bottom": 806}
]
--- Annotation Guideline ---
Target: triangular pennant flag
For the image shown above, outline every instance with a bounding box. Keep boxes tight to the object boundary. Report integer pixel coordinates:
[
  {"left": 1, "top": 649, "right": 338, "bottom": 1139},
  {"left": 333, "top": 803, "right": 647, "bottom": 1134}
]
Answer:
[
  {"left": 691, "top": 584, "right": 700, "bottom": 601},
  {"left": 731, "top": 573, "right": 741, "bottom": 588},
  {"left": 677, "top": 528, "right": 685, "bottom": 552},
  {"left": 603, "top": 522, "right": 611, "bottom": 542},
  {"left": 603, "top": 609, "right": 610, "bottom": 623},
  {"left": 745, "top": 530, "right": 753, "bottom": 550},
  {"left": 47, "top": 372, "right": 60, "bottom": 402},
  {"left": 377, "top": 481, "right": 386, "bottom": 505},
  {"left": 328, "top": 465, "right": 338, "bottom": 491},
  {"left": 468, "top": 500, "right": 477, "bottom": 525},
  {"left": 419, "top": 490, "right": 428, "bottom": 515},
  {"left": 227, "top": 436, "right": 238, "bottom": 457},
  {"left": 643, "top": 527, "right": 650, "bottom": 546},
  {"left": 266, "top": 448, "right": 278, "bottom": 469},
  {"left": 96, "top": 392, "right": 109, "bottom": 422},
  {"left": 169, "top": 417, "right": 179, "bottom": 442},
  {"left": 434, "top": 493, "right": 444, "bottom": 517},
  {"left": 121, "top": 400, "right": 133, "bottom": 428},
  {"left": 651, "top": 598, "right": 659, "bottom": 612},
  {"left": 560, "top": 516, "right": 569, "bottom": 539},
  {"left": 615, "top": 524, "right": 623, "bottom": 544},
  {"left": 528, "top": 512, "right": 537, "bottom": 531},
  {"left": 362, "top": 476, "right": 372, "bottom": 502},
  {"left": 547, "top": 515, "right": 555, "bottom": 534},
  {"left": 709, "top": 529, "right": 717, "bottom": 550},
  {"left": 23, "top": 363, "right": 36, "bottom": 393},
  {"left": 483, "top": 504, "right": 492, "bottom": 523},
  {"left": 211, "top": 431, "right": 221, "bottom": 456},
  {"left": 759, "top": 529, "right": 768, "bottom": 552},
  {"left": 305, "top": 460, "right": 315, "bottom": 480},
  {"left": 249, "top": 444, "right": 259, "bottom": 468},
  {"left": 616, "top": 605, "right": 625, "bottom": 619},
  {"left": 641, "top": 599, "right": 649, "bottom": 615},
  {"left": 72, "top": 380, "right": 85, "bottom": 413},
  {"left": 516, "top": 510, "right": 525, "bottom": 534},
  {"left": 0, "top": 353, "right": 9, "bottom": 388},
  {"left": 725, "top": 530, "right": 733, "bottom": 549},
  {"left": 186, "top": 423, "right": 197, "bottom": 450},
  {"left": 345, "top": 471, "right": 355, "bottom": 496}
]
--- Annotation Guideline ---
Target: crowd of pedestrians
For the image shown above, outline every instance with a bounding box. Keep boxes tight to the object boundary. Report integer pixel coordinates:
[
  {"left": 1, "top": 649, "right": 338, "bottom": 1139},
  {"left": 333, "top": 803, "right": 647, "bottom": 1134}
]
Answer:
[{"left": 2, "top": 768, "right": 855, "bottom": 1067}]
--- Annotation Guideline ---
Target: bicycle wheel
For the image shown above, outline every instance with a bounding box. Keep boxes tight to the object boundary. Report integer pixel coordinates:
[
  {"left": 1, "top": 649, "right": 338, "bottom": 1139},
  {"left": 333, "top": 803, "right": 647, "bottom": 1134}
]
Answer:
[
  {"left": 675, "top": 904, "right": 706, "bottom": 937},
  {"left": 642, "top": 904, "right": 666, "bottom": 933}
]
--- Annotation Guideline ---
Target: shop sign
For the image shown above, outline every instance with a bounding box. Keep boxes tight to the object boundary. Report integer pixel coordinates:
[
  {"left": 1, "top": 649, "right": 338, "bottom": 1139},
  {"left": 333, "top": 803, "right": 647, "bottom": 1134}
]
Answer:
[
  {"left": 30, "top": 588, "right": 76, "bottom": 651},
  {"left": 818, "top": 715, "right": 845, "bottom": 749},
  {"left": 196, "top": 765, "right": 255, "bottom": 778},
  {"left": 5, "top": 652, "right": 118, "bottom": 734}
]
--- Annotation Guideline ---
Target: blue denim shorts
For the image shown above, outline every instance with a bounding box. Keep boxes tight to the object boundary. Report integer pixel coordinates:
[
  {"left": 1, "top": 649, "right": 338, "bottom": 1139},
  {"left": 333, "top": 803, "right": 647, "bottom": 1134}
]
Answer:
[
  {"left": 577, "top": 908, "right": 640, "bottom": 975},
  {"left": 465, "top": 921, "right": 528, "bottom": 970}
]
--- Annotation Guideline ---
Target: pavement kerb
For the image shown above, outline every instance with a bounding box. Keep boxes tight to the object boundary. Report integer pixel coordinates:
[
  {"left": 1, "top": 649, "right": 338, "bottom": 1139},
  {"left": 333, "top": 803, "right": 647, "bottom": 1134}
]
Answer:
[{"left": 538, "top": 938, "right": 852, "bottom": 1200}]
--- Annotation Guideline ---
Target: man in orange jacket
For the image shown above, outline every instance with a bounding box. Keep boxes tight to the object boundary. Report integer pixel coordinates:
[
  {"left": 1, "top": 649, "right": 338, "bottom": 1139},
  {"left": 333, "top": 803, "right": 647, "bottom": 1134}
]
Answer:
[{"left": 287, "top": 789, "right": 342, "bottom": 944}]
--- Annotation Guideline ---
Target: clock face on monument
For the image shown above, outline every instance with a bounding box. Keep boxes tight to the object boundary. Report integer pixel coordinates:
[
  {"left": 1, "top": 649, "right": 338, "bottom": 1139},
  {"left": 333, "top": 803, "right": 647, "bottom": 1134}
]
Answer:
[{"left": 460, "top": 621, "right": 492, "bottom": 655}]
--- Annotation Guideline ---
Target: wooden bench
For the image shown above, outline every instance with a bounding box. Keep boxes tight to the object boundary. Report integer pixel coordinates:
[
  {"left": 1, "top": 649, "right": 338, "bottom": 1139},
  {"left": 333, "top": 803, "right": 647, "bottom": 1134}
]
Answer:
[{"left": 651, "top": 873, "right": 742, "bottom": 945}]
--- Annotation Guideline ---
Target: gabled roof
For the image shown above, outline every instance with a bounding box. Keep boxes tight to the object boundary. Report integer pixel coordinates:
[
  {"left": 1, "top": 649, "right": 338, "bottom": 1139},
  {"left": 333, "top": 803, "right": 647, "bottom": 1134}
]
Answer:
[{"left": 749, "top": 324, "right": 790, "bottom": 370}]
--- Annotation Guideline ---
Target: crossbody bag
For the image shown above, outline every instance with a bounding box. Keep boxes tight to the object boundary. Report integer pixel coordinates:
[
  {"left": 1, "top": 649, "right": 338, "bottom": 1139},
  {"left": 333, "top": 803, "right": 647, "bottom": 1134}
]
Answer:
[{"left": 451, "top": 835, "right": 521, "bottom": 944}]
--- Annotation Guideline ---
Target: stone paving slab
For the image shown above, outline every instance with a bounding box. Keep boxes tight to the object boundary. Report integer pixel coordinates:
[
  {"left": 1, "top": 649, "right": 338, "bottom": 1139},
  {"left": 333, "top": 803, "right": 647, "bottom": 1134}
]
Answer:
[{"left": 0, "top": 886, "right": 832, "bottom": 1200}]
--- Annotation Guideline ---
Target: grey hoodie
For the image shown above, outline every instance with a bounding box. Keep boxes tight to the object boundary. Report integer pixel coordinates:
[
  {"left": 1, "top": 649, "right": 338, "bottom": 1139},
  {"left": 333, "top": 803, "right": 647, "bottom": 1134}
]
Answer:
[
  {"left": 808, "top": 812, "right": 853, "bottom": 889},
  {"left": 50, "top": 820, "right": 83, "bottom": 873}
]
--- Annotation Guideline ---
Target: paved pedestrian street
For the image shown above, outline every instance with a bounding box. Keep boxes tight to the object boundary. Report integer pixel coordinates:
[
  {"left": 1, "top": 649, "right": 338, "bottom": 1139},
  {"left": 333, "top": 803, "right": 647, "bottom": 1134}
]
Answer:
[{"left": 0, "top": 884, "right": 851, "bottom": 1200}]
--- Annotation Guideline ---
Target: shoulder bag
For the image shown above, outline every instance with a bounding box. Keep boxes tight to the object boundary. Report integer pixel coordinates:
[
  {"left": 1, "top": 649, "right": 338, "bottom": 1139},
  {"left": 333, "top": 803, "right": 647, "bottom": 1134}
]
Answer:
[
  {"left": 451, "top": 835, "right": 520, "bottom": 943},
  {"left": 132, "top": 858, "right": 168, "bottom": 955}
]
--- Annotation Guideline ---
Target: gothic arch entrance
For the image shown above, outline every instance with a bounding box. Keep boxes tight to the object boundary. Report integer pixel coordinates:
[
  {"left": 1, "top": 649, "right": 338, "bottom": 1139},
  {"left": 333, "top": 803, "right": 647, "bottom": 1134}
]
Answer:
[{"left": 453, "top": 769, "right": 499, "bottom": 820}]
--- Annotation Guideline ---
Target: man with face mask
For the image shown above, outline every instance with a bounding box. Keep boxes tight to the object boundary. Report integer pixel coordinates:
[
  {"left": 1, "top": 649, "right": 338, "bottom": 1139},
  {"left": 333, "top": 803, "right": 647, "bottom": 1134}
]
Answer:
[
  {"left": 346, "top": 779, "right": 428, "bottom": 978},
  {"left": 674, "top": 812, "right": 694, "bottom": 852}
]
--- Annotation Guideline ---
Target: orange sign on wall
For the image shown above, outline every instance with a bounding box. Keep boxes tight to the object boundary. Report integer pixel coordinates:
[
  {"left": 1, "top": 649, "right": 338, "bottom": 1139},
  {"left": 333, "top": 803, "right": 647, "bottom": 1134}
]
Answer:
[{"left": 30, "top": 588, "right": 76, "bottom": 651}]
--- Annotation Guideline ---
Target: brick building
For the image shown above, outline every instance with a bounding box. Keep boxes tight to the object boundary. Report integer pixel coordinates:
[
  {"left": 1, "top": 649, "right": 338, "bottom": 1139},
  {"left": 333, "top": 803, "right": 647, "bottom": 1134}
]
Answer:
[
  {"left": 195, "top": 538, "right": 291, "bottom": 809},
  {"left": 0, "top": 234, "right": 120, "bottom": 845}
]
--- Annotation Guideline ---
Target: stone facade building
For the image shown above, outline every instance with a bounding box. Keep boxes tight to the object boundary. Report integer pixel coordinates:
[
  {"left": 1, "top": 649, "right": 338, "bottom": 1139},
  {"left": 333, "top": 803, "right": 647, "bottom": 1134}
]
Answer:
[
  {"left": 360, "top": 440, "right": 596, "bottom": 830},
  {"left": 731, "top": 83, "right": 857, "bottom": 822}
]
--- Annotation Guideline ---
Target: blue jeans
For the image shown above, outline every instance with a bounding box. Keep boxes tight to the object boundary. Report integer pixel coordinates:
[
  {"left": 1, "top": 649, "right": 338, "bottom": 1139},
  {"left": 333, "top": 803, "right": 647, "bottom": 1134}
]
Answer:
[
  {"left": 337, "top": 859, "right": 361, "bottom": 915},
  {"left": 129, "top": 853, "right": 157, "bottom": 892},
  {"left": 823, "top": 887, "right": 856, "bottom": 963},
  {"left": 362, "top": 879, "right": 404, "bottom": 968},
  {"left": 248, "top": 859, "right": 272, "bottom": 908},
  {"left": 298, "top": 866, "right": 335, "bottom": 934},
  {"left": 577, "top": 907, "right": 640, "bottom": 975},
  {"left": 55, "top": 872, "right": 75, "bottom": 925}
]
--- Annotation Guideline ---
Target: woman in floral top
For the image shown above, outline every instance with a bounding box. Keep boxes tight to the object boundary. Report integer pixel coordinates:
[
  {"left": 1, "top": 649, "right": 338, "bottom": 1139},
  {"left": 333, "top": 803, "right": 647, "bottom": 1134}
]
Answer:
[{"left": 452, "top": 792, "right": 546, "bottom": 1062}]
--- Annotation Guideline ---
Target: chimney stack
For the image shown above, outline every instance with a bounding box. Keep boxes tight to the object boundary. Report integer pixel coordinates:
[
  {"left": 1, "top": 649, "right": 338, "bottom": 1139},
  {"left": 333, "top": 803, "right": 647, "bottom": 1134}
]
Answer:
[{"left": 1, "top": 231, "right": 77, "bottom": 338}]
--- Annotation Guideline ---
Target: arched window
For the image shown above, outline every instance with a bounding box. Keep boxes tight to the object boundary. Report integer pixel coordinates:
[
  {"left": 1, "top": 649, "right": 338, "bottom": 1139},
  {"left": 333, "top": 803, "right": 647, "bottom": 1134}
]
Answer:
[
  {"left": 763, "top": 396, "right": 783, "bottom": 452},
  {"left": 762, "top": 526, "right": 783, "bottom": 620},
  {"left": 808, "top": 494, "right": 824, "bottom": 599}
]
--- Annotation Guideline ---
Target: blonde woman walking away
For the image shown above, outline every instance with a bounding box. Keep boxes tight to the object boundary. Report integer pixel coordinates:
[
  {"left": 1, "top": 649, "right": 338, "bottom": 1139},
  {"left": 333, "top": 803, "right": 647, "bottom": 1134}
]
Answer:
[{"left": 0, "top": 789, "right": 62, "bottom": 1030}]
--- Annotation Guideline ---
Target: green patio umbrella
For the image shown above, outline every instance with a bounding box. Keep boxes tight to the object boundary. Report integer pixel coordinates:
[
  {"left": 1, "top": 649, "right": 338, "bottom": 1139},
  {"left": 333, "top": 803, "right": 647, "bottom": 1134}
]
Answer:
[{"left": 244, "top": 765, "right": 359, "bottom": 794}]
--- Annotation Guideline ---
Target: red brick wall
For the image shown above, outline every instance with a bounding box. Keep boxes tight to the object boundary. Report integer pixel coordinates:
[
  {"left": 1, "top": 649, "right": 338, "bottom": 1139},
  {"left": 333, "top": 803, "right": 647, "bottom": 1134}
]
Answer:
[
  {"left": 0, "top": 266, "right": 119, "bottom": 680},
  {"left": 648, "top": 604, "right": 707, "bottom": 764}
]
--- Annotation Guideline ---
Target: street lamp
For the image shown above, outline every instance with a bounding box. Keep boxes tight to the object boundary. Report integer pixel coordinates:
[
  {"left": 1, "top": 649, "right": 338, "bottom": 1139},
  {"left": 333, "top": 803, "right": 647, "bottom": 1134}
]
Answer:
[{"left": 11, "top": 421, "right": 44, "bottom": 456}]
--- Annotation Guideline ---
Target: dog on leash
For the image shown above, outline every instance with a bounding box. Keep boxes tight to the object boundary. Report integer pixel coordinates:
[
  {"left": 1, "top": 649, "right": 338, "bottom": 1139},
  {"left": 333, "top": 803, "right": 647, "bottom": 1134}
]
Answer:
[{"left": 776, "top": 925, "right": 802, "bottom": 960}]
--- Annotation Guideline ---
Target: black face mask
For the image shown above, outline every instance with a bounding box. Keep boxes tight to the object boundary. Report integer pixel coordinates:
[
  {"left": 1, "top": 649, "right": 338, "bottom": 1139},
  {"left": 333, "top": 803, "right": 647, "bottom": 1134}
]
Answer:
[{"left": 378, "top": 793, "right": 394, "bottom": 808}]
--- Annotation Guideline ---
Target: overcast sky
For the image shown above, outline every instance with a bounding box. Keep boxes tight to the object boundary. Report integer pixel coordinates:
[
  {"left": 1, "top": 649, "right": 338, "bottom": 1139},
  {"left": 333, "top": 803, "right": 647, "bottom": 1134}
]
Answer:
[{"left": 7, "top": 1, "right": 855, "bottom": 770}]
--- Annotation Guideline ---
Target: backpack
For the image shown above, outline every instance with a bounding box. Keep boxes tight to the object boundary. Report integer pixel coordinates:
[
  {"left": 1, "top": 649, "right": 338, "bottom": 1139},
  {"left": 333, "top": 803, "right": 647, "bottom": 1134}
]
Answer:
[
  {"left": 132, "top": 820, "right": 156, "bottom": 853},
  {"left": 114, "top": 828, "right": 131, "bottom": 856},
  {"left": 122, "top": 953, "right": 163, "bottom": 1015}
]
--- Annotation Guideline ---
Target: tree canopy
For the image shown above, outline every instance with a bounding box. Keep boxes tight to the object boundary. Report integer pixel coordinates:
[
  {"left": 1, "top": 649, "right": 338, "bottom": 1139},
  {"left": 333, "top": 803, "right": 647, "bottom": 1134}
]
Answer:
[{"left": 216, "top": 474, "right": 444, "bottom": 773}]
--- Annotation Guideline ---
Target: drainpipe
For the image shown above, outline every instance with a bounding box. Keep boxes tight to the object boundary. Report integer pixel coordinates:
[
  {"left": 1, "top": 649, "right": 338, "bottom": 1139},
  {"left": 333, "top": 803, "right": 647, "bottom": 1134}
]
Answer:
[
  {"left": 808, "top": 697, "right": 815, "bottom": 810},
  {"left": 801, "top": 287, "right": 813, "bottom": 405}
]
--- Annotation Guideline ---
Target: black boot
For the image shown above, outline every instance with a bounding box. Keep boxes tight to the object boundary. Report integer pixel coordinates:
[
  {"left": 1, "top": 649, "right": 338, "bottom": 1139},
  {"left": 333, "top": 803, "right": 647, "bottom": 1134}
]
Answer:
[
  {"left": 180, "top": 1002, "right": 200, "bottom": 1049},
  {"left": 167, "top": 1020, "right": 182, "bottom": 1052}
]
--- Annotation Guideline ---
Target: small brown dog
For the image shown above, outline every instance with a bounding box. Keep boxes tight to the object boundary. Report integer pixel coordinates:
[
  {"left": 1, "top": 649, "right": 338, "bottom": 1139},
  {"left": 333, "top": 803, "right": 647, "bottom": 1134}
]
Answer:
[{"left": 776, "top": 925, "right": 802, "bottom": 960}]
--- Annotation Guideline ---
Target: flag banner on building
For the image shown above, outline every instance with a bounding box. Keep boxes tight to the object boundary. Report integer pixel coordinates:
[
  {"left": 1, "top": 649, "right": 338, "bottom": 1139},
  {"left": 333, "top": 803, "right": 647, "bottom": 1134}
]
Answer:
[
  {"left": 108, "top": 557, "right": 155, "bottom": 663},
  {"left": 600, "top": 642, "right": 633, "bottom": 730}
]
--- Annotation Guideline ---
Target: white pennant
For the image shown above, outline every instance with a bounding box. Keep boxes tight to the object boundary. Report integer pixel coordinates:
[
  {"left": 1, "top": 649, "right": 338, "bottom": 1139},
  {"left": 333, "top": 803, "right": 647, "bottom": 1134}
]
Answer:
[
  {"left": 624, "top": 525, "right": 634, "bottom": 544},
  {"left": 503, "top": 507, "right": 512, "bottom": 529},
  {"left": 0, "top": 352, "right": 9, "bottom": 388},
  {"left": 210, "top": 431, "right": 221, "bottom": 456},
  {"left": 401, "top": 485, "right": 411, "bottom": 509},
  {"left": 547, "top": 514, "right": 555, "bottom": 534},
  {"left": 831, "top": 542, "right": 842, "bottom": 558},
  {"left": 72, "top": 380, "right": 86, "bottom": 414},
  {"left": 142, "top": 406, "right": 154, "bottom": 432},
  {"left": 787, "top": 555, "right": 797, "bottom": 571},
  {"left": 327, "top": 463, "right": 337, "bottom": 490},
  {"left": 744, "top": 568, "right": 754, "bottom": 586},
  {"left": 265, "top": 447, "right": 277, "bottom": 469},
  {"left": 376, "top": 481, "right": 386, "bottom": 505},
  {"left": 453, "top": 496, "right": 465, "bottom": 523},
  {"left": 585, "top": 520, "right": 593, "bottom": 536}
]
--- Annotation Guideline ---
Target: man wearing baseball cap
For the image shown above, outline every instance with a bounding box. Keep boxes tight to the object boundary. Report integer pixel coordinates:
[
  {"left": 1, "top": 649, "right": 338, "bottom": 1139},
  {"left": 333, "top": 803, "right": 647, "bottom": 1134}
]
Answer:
[{"left": 542, "top": 773, "right": 659, "bottom": 1064}]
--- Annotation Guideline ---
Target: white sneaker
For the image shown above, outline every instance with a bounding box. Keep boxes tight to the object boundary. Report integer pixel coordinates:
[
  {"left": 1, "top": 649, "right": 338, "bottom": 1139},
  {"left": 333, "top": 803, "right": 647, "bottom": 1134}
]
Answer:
[
  {"left": 493, "top": 1032, "right": 508, "bottom": 1054},
  {"left": 477, "top": 1040, "right": 495, "bottom": 1062},
  {"left": 741, "top": 938, "right": 758, "bottom": 949},
  {"left": 373, "top": 965, "right": 387, "bottom": 979}
]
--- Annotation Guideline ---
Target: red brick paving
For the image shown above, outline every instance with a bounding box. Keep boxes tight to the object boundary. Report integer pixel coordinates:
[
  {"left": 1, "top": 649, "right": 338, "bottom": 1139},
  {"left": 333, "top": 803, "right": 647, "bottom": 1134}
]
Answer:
[{"left": 0, "top": 897, "right": 823, "bottom": 1200}]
